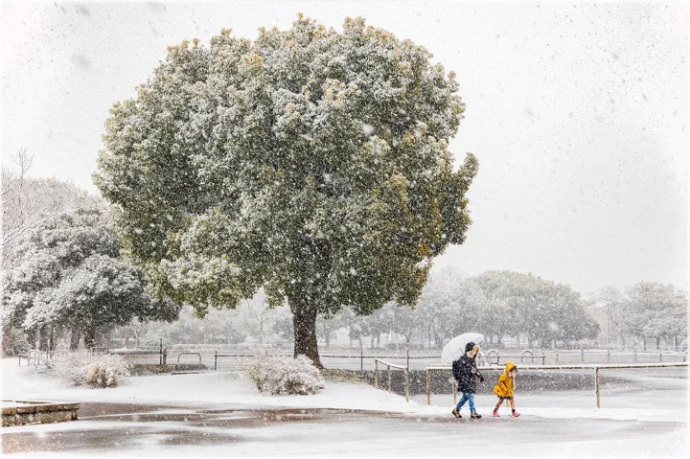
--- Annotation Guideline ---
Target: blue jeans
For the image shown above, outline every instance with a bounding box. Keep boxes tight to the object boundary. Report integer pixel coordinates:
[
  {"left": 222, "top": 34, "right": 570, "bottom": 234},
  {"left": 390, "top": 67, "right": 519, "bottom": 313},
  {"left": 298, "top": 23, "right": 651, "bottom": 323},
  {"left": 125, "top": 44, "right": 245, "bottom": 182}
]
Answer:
[{"left": 456, "top": 393, "right": 476, "bottom": 413}]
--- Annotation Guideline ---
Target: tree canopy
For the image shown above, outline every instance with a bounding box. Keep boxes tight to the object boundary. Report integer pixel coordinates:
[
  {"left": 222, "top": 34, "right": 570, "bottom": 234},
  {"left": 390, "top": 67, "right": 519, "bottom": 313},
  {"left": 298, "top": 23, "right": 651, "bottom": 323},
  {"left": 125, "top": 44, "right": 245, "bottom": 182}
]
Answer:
[{"left": 94, "top": 15, "right": 478, "bottom": 367}]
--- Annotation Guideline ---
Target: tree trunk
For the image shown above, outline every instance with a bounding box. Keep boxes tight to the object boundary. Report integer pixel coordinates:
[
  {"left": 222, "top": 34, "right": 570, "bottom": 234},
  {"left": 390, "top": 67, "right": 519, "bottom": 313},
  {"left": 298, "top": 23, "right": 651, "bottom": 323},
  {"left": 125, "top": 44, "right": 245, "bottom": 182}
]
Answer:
[
  {"left": 292, "top": 306, "right": 323, "bottom": 369},
  {"left": 70, "top": 328, "right": 81, "bottom": 350},
  {"left": 83, "top": 326, "right": 97, "bottom": 350}
]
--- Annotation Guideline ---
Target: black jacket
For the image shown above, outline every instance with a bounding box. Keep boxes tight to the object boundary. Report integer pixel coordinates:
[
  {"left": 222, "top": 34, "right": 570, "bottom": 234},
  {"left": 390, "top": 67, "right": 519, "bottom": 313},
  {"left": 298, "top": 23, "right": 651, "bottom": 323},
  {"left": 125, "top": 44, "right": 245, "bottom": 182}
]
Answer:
[{"left": 452, "top": 354, "right": 483, "bottom": 394}]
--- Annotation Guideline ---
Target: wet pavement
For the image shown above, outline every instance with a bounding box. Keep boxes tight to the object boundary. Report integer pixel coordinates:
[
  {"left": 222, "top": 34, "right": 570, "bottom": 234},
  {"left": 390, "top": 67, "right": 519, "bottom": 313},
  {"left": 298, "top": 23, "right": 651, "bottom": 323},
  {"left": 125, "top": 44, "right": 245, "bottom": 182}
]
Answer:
[{"left": 2, "top": 402, "right": 685, "bottom": 456}]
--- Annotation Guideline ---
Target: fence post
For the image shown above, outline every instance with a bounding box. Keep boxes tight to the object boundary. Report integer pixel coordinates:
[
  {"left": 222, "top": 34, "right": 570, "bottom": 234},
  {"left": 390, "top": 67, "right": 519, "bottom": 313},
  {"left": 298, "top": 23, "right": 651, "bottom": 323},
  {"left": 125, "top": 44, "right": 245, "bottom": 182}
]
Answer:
[
  {"left": 405, "top": 367, "right": 410, "bottom": 403},
  {"left": 426, "top": 369, "right": 431, "bottom": 405},
  {"left": 555, "top": 351, "right": 559, "bottom": 363},
  {"left": 360, "top": 349, "right": 364, "bottom": 372},
  {"left": 541, "top": 353, "right": 545, "bottom": 365},
  {"left": 581, "top": 349, "right": 585, "bottom": 362},
  {"left": 607, "top": 349, "right": 611, "bottom": 363},
  {"left": 159, "top": 338, "right": 163, "bottom": 365},
  {"left": 374, "top": 359, "right": 379, "bottom": 389},
  {"left": 659, "top": 349, "right": 663, "bottom": 362},
  {"left": 595, "top": 367, "right": 601, "bottom": 409},
  {"left": 388, "top": 365, "right": 392, "bottom": 394},
  {"left": 214, "top": 350, "right": 218, "bottom": 370}
]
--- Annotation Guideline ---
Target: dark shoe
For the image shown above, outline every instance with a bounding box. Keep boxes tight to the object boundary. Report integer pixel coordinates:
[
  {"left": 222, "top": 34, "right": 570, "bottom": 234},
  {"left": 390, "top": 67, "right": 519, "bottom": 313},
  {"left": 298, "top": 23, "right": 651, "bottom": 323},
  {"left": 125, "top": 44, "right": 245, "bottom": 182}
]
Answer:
[
  {"left": 471, "top": 412, "right": 482, "bottom": 419},
  {"left": 451, "top": 408, "right": 461, "bottom": 418}
]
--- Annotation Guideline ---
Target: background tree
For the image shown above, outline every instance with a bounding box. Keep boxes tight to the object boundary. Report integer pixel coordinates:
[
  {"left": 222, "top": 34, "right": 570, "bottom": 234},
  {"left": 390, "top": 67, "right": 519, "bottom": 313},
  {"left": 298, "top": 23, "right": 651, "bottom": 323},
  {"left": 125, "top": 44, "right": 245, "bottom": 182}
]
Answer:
[
  {"left": 416, "top": 268, "right": 461, "bottom": 348},
  {"left": 588, "top": 286, "right": 628, "bottom": 348},
  {"left": 94, "top": 15, "right": 478, "bottom": 368},
  {"left": 346, "top": 309, "right": 371, "bottom": 351},
  {"left": 623, "top": 281, "right": 687, "bottom": 350},
  {"left": 364, "top": 304, "right": 394, "bottom": 349},
  {"left": 317, "top": 309, "right": 349, "bottom": 349},
  {"left": 471, "top": 270, "right": 596, "bottom": 348},
  {"left": 2, "top": 208, "right": 180, "bottom": 349},
  {"left": 2, "top": 149, "right": 96, "bottom": 269},
  {"left": 1, "top": 152, "right": 98, "bottom": 355},
  {"left": 389, "top": 303, "right": 420, "bottom": 347}
]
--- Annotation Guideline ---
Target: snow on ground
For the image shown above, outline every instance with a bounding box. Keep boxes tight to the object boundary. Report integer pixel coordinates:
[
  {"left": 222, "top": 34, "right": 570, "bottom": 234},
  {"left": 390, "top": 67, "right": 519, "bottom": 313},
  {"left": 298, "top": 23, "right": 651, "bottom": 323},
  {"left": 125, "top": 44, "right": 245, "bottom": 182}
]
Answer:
[
  {"left": 2, "top": 359, "right": 688, "bottom": 457},
  {"left": 3, "top": 359, "right": 686, "bottom": 423},
  {"left": 1, "top": 360, "right": 415, "bottom": 413}
]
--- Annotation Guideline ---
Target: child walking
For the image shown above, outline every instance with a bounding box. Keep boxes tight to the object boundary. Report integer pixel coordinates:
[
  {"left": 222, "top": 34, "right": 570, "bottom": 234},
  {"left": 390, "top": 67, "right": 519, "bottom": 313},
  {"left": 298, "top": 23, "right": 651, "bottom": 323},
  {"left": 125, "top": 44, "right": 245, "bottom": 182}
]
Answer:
[
  {"left": 492, "top": 361, "right": 520, "bottom": 417},
  {"left": 451, "top": 342, "right": 485, "bottom": 419}
]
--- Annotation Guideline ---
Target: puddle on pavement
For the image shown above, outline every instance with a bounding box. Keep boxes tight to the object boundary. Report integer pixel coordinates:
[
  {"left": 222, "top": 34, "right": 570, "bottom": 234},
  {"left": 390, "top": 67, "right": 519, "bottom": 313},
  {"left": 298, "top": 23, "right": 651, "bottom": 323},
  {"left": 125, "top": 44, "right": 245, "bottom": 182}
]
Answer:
[
  {"left": 2, "top": 403, "right": 681, "bottom": 454},
  {"left": 1, "top": 404, "right": 407, "bottom": 453}
]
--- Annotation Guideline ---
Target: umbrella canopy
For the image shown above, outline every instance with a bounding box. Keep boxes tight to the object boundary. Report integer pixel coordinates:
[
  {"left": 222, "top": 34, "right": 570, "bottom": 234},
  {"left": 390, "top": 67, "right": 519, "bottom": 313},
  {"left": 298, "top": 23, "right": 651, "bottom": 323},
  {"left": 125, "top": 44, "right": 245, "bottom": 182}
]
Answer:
[{"left": 441, "top": 332, "right": 484, "bottom": 364}]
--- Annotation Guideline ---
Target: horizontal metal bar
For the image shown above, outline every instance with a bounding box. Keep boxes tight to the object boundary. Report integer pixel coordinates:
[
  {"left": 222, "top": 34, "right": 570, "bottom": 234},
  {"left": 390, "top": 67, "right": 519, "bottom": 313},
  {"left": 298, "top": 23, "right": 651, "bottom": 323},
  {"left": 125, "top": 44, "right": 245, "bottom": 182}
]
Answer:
[
  {"left": 375, "top": 358, "right": 408, "bottom": 370},
  {"left": 426, "top": 362, "right": 689, "bottom": 371}
]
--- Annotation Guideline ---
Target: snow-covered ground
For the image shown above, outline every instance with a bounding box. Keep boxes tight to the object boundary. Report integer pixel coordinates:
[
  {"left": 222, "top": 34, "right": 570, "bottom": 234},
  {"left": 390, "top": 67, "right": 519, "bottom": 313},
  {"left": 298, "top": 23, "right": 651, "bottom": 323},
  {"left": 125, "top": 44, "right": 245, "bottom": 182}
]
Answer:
[{"left": 2, "top": 359, "right": 688, "bottom": 457}]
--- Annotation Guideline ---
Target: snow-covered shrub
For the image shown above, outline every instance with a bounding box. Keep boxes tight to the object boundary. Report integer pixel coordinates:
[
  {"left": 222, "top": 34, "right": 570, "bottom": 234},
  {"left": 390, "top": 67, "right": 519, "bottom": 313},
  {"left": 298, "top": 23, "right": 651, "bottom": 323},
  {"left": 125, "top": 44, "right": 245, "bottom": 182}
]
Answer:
[
  {"left": 244, "top": 355, "right": 325, "bottom": 395},
  {"left": 51, "top": 351, "right": 130, "bottom": 388}
]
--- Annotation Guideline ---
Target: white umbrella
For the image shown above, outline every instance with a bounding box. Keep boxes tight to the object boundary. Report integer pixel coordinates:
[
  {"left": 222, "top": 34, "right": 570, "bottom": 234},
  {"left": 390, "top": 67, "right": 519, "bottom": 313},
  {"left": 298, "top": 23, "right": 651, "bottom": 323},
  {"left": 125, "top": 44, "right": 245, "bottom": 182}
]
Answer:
[{"left": 441, "top": 332, "right": 484, "bottom": 364}]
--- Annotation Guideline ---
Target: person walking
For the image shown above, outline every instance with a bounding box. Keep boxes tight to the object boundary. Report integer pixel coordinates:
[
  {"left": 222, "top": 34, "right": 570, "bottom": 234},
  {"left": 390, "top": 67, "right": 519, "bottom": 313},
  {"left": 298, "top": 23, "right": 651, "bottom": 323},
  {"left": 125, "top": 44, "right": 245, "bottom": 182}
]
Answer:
[
  {"left": 451, "top": 342, "right": 484, "bottom": 419},
  {"left": 492, "top": 361, "right": 520, "bottom": 417}
]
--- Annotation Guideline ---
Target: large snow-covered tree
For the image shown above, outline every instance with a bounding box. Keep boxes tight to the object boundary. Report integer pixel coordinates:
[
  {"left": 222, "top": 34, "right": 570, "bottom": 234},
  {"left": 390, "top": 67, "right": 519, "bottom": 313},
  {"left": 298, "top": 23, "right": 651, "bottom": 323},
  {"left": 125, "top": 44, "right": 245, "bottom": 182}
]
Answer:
[
  {"left": 2, "top": 208, "right": 180, "bottom": 349},
  {"left": 94, "top": 15, "right": 478, "bottom": 368}
]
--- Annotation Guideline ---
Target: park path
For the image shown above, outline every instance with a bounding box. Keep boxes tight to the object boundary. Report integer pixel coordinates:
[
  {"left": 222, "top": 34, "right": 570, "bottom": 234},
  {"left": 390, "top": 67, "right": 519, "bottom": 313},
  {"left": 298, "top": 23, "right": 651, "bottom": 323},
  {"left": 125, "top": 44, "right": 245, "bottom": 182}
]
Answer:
[{"left": 2, "top": 402, "right": 686, "bottom": 456}]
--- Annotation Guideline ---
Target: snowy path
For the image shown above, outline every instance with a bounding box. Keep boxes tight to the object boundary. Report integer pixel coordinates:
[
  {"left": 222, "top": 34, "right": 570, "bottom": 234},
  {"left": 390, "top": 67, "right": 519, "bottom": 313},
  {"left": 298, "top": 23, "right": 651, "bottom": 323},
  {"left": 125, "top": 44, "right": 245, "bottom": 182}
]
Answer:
[
  {"left": 2, "top": 403, "right": 686, "bottom": 457},
  {"left": 2, "top": 360, "right": 687, "bottom": 457}
]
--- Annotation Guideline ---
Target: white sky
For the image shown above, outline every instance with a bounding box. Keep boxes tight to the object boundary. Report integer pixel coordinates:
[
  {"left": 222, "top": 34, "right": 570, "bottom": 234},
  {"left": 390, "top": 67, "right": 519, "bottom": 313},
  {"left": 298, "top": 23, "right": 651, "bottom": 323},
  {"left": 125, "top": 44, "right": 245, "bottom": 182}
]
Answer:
[{"left": 1, "top": 0, "right": 688, "bottom": 294}]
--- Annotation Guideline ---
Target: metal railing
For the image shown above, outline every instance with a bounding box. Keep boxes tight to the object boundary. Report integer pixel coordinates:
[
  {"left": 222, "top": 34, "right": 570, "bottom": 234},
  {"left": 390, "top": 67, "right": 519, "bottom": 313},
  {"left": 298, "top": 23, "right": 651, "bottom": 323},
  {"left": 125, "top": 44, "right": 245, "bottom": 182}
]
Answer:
[
  {"left": 374, "top": 358, "right": 410, "bottom": 402},
  {"left": 425, "top": 362, "right": 688, "bottom": 408}
]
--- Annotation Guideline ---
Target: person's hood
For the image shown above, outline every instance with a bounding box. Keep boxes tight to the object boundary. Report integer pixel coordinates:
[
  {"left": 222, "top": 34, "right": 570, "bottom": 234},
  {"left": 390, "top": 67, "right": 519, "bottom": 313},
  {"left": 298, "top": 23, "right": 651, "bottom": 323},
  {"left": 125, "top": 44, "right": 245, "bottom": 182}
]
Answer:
[{"left": 505, "top": 361, "right": 517, "bottom": 373}]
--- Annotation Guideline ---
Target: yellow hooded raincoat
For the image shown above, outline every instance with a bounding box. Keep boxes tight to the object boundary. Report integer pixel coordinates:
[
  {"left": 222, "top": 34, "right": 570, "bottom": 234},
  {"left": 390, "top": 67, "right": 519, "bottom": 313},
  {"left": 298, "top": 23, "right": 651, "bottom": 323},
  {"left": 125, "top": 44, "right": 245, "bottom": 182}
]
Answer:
[{"left": 493, "top": 362, "right": 516, "bottom": 398}]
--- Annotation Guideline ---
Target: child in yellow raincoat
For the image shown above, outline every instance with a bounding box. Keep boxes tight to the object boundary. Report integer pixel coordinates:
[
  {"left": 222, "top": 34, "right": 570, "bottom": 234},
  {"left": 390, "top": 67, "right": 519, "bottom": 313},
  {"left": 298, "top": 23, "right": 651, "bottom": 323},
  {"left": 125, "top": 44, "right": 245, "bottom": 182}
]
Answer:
[{"left": 492, "top": 362, "right": 520, "bottom": 417}]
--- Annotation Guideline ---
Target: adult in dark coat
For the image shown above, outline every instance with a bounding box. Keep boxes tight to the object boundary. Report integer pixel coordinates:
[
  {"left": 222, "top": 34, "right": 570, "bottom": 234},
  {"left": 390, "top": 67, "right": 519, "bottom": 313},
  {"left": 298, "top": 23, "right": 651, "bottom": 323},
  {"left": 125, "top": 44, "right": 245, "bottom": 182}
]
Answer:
[{"left": 451, "top": 342, "right": 485, "bottom": 419}]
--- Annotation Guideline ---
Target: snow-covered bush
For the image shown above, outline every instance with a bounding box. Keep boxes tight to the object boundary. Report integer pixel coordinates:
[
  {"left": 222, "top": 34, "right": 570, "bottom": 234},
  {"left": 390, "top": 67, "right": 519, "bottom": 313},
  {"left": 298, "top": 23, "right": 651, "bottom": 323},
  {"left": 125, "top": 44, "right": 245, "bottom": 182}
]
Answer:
[
  {"left": 51, "top": 351, "right": 130, "bottom": 388},
  {"left": 244, "top": 355, "right": 325, "bottom": 395}
]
